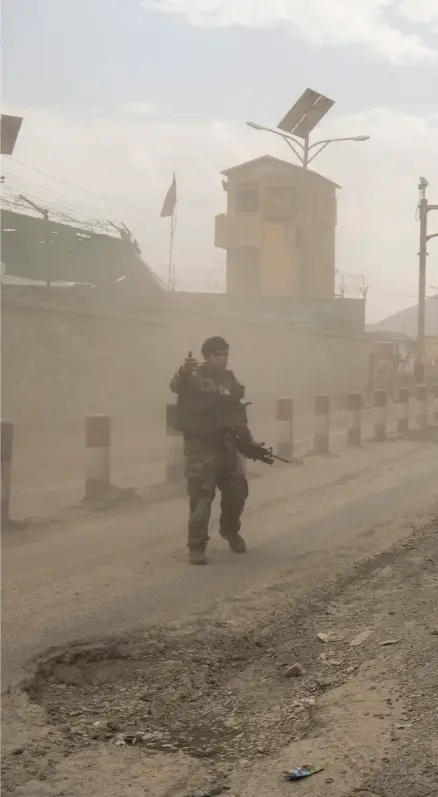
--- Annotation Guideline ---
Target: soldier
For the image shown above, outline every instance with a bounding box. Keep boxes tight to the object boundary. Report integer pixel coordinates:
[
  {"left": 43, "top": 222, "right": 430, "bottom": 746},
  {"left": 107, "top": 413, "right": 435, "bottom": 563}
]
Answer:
[{"left": 169, "top": 336, "right": 253, "bottom": 565}]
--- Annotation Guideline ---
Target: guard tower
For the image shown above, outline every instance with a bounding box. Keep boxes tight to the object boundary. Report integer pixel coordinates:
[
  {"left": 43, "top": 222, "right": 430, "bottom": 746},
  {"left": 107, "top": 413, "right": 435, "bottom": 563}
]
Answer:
[{"left": 215, "top": 155, "right": 339, "bottom": 298}]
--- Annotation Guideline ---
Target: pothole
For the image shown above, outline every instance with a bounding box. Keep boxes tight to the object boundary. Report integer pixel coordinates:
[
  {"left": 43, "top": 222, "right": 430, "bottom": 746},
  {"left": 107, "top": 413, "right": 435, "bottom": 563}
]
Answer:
[
  {"left": 25, "top": 624, "right": 321, "bottom": 764},
  {"left": 23, "top": 528, "right": 437, "bottom": 771},
  {"left": 4, "top": 518, "right": 438, "bottom": 796},
  {"left": 26, "top": 630, "right": 265, "bottom": 761}
]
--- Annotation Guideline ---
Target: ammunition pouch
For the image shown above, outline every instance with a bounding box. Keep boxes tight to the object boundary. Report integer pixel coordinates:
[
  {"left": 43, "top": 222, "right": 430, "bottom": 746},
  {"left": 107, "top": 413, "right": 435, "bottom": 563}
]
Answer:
[{"left": 170, "top": 393, "right": 249, "bottom": 436}]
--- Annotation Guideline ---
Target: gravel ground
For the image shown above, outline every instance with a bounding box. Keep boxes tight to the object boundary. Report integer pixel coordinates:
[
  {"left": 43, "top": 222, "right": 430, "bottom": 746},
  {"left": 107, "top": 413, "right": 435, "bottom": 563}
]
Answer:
[{"left": 2, "top": 508, "right": 437, "bottom": 797}]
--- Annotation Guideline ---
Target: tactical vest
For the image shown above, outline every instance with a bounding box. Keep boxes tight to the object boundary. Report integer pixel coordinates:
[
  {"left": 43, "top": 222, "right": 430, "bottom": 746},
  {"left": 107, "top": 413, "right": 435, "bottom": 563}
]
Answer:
[{"left": 171, "top": 369, "right": 248, "bottom": 436}]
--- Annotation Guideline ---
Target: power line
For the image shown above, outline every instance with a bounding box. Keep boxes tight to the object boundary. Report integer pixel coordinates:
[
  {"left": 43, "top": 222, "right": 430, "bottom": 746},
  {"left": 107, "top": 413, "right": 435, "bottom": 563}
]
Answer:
[
  {"left": 4, "top": 168, "right": 434, "bottom": 294},
  {"left": 2, "top": 172, "right": 113, "bottom": 220},
  {"left": 2, "top": 165, "right": 219, "bottom": 254},
  {"left": 2, "top": 195, "right": 219, "bottom": 267},
  {"left": 3, "top": 186, "right": 102, "bottom": 229},
  {"left": 8, "top": 158, "right": 219, "bottom": 240}
]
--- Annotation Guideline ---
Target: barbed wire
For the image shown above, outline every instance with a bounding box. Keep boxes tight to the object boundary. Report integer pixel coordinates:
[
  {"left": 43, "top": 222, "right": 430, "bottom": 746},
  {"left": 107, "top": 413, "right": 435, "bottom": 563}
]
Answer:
[{"left": 4, "top": 158, "right": 221, "bottom": 249}]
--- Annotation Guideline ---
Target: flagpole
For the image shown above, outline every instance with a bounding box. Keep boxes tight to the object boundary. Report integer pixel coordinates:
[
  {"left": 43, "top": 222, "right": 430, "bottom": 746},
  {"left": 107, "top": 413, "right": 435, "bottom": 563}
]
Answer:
[
  {"left": 168, "top": 211, "right": 177, "bottom": 291},
  {"left": 161, "top": 171, "right": 177, "bottom": 290}
]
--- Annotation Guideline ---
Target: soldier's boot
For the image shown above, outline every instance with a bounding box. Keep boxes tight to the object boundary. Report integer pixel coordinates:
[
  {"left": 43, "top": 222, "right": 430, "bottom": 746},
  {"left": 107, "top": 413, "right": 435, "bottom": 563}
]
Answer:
[
  {"left": 188, "top": 547, "right": 208, "bottom": 566},
  {"left": 220, "top": 529, "right": 247, "bottom": 554}
]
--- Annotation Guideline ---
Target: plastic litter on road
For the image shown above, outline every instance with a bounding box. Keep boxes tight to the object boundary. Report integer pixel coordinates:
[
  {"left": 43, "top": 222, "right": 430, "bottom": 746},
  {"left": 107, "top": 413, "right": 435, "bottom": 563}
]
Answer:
[{"left": 283, "top": 765, "right": 324, "bottom": 781}]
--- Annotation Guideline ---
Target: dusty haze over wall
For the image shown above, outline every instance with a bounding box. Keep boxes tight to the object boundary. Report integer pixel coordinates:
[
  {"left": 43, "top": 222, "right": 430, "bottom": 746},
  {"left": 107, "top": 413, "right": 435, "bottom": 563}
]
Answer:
[{"left": 1, "top": 292, "right": 371, "bottom": 461}]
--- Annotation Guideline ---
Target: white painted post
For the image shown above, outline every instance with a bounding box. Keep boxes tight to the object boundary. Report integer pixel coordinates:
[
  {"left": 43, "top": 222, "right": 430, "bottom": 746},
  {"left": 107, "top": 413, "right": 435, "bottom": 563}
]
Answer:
[
  {"left": 275, "top": 398, "right": 294, "bottom": 461},
  {"left": 347, "top": 392, "right": 362, "bottom": 446},
  {"left": 314, "top": 394, "right": 330, "bottom": 455},
  {"left": 373, "top": 389, "right": 387, "bottom": 442},
  {"left": 397, "top": 386, "right": 410, "bottom": 435},
  {"left": 1, "top": 420, "right": 13, "bottom": 527},
  {"left": 416, "top": 384, "right": 428, "bottom": 430},
  {"left": 85, "top": 414, "right": 111, "bottom": 502}
]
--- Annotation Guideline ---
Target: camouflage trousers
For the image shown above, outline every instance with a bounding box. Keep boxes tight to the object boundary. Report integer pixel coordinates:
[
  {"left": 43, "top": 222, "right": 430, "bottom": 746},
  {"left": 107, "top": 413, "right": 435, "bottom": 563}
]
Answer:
[{"left": 184, "top": 435, "right": 248, "bottom": 550}]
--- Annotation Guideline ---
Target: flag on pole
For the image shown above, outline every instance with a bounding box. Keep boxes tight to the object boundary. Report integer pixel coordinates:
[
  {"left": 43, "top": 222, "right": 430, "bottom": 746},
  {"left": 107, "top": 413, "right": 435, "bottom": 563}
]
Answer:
[{"left": 160, "top": 172, "right": 177, "bottom": 218}]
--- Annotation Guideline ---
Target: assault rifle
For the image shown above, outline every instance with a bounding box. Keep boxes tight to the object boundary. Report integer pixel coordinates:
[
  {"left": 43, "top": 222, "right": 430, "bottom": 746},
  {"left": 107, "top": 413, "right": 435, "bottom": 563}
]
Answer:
[{"left": 236, "top": 439, "right": 303, "bottom": 466}]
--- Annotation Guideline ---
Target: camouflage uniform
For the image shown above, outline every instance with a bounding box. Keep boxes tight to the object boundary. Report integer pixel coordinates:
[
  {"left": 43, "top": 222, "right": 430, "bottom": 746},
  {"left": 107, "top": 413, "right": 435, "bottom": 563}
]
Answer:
[{"left": 169, "top": 364, "right": 250, "bottom": 553}]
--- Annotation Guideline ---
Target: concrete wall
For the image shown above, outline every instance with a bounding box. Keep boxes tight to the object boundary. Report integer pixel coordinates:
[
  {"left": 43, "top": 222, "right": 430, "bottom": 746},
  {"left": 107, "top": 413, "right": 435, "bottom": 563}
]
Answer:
[
  {"left": 1, "top": 291, "right": 372, "bottom": 468},
  {"left": 173, "top": 292, "right": 366, "bottom": 336},
  {"left": 1, "top": 297, "right": 170, "bottom": 444},
  {"left": 170, "top": 306, "right": 371, "bottom": 428}
]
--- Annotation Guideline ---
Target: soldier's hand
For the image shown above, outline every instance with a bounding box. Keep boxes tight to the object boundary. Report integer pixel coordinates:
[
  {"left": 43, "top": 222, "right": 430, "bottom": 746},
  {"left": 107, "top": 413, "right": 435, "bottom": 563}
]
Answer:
[{"left": 182, "top": 350, "right": 199, "bottom": 374}]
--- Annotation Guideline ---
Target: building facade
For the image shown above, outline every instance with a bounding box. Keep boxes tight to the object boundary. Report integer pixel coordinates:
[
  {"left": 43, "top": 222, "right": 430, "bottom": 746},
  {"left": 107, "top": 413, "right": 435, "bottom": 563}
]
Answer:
[{"left": 215, "top": 155, "right": 339, "bottom": 299}]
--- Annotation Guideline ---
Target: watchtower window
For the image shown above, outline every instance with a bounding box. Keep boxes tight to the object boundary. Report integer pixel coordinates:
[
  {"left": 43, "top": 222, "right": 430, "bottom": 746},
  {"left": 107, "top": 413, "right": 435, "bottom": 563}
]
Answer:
[{"left": 236, "top": 187, "right": 259, "bottom": 214}]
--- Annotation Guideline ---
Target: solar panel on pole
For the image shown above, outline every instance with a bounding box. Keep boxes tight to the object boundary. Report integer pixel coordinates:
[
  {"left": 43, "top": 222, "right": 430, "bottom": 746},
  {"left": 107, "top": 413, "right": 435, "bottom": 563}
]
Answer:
[
  {"left": 277, "top": 89, "right": 334, "bottom": 139},
  {"left": 1, "top": 115, "right": 23, "bottom": 155}
]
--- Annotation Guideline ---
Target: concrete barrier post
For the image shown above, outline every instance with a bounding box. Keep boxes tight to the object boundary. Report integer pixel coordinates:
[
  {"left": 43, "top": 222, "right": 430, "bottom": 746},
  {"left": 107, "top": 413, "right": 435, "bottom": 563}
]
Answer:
[
  {"left": 414, "top": 362, "right": 426, "bottom": 385},
  {"left": 85, "top": 414, "right": 111, "bottom": 502},
  {"left": 433, "top": 384, "right": 438, "bottom": 424},
  {"left": 166, "top": 404, "right": 184, "bottom": 483},
  {"left": 275, "top": 398, "right": 294, "bottom": 461},
  {"left": 347, "top": 392, "right": 362, "bottom": 446},
  {"left": 416, "top": 384, "right": 428, "bottom": 430},
  {"left": 397, "top": 386, "right": 410, "bottom": 435},
  {"left": 1, "top": 420, "right": 14, "bottom": 527},
  {"left": 374, "top": 389, "right": 387, "bottom": 442},
  {"left": 314, "top": 394, "right": 330, "bottom": 454}
]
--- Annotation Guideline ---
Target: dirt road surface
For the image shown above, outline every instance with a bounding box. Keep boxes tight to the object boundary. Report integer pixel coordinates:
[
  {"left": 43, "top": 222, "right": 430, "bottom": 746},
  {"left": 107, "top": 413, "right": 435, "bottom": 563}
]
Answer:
[{"left": 2, "top": 436, "right": 438, "bottom": 796}]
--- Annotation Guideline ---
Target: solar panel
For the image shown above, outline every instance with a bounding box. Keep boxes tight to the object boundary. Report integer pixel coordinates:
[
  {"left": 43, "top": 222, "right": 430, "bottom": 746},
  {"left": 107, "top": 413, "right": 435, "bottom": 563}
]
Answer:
[
  {"left": 277, "top": 89, "right": 334, "bottom": 139},
  {"left": 1, "top": 115, "right": 23, "bottom": 155}
]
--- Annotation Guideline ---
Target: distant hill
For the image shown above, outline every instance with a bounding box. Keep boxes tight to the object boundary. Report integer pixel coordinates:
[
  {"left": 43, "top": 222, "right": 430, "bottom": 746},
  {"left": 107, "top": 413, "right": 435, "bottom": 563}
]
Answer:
[{"left": 370, "top": 296, "right": 438, "bottom": 338}]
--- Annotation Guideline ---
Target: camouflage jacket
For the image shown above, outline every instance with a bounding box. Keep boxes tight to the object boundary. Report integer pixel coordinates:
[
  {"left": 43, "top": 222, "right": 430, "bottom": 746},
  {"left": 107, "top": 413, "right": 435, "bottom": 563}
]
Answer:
[{"left": 169, "top": 364, "right": 253, "bottom": 440}]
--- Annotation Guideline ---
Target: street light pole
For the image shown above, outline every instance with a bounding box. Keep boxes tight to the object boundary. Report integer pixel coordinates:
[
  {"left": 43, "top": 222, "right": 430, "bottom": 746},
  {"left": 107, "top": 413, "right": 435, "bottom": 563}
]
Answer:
[
  {"left": 303, "top": 134, "right": 310, "bottom": 168},
  {"left": 246, "top": 121, "right": 369, "bottom": 169},
  {"left": 416, "top": 178, "right": 438, "bottom": 382}
]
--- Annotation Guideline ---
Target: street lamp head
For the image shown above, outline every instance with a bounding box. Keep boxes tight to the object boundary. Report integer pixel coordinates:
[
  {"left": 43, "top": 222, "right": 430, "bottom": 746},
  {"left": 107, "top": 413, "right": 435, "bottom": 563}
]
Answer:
[
  {"left": 352, "top": 135, "right": 370, "bottom": 142},
  {"left": 246, "top": 121, "right": 265, "bottom": 131}
]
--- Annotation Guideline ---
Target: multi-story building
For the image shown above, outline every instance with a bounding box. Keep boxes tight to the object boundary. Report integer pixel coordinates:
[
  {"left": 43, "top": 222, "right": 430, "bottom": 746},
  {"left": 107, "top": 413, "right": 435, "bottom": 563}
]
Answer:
[{"left": 215, "top": 155, "right": 339, "bottom": 299}]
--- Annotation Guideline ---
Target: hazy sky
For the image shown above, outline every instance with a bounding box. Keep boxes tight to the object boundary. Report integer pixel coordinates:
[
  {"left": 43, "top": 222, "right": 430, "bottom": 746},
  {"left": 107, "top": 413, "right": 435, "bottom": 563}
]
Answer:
[{"left": 2, "top": 0, "right": 438, "bottom": 320}]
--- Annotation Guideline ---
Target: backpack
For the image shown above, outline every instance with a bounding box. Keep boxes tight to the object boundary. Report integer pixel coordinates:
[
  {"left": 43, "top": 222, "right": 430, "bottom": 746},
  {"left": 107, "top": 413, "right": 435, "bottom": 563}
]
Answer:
[{"left": 166, "top": 401, "right": 184, "bottom": 433}]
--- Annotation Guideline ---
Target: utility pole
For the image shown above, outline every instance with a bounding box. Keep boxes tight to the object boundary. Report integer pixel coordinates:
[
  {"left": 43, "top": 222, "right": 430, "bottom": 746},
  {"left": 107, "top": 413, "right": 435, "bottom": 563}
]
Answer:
[
  {"left": 417, "top": 179, "right": 428, "bottom": 381},
  {"left": 430, "top": 286, "right": 438, "bottom": 338},
  {"left": 416, "top": 178, "right": 438, "bottom": 382}
]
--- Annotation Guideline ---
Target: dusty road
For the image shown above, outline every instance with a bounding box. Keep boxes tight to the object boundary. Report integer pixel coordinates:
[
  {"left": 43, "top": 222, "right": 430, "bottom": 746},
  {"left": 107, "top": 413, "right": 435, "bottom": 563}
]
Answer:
[{"left": 2, "top": 436, "right": 438, "bottom": 796}]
